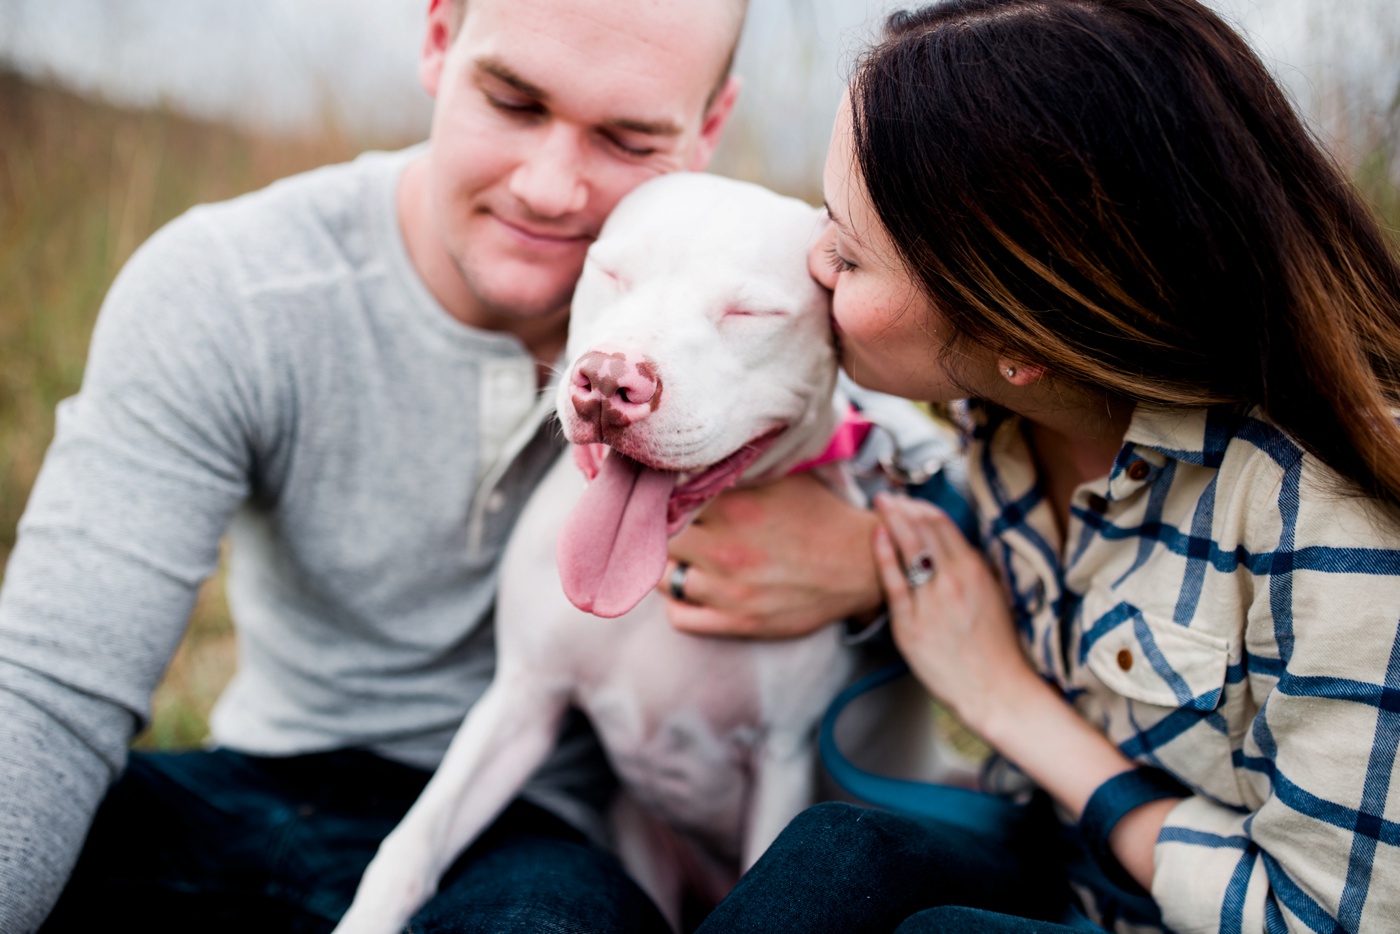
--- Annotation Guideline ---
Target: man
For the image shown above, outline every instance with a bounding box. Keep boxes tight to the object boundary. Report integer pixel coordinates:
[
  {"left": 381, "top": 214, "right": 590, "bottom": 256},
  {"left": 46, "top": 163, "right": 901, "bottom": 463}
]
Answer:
[{"left": 0, "top": 0, "right": 885, "bottom": 931}]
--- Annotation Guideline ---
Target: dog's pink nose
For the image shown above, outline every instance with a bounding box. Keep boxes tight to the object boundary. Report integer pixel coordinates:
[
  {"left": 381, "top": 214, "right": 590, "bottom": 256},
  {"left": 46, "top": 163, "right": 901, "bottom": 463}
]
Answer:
[{"left": 570, "top": 350, "right": 662, "bottom": 431}]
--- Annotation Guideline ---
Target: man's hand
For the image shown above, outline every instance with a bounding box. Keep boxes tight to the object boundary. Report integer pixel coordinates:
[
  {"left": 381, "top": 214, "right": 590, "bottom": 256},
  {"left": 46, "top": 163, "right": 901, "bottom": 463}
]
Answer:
[{"left": 661, "top": 473, "right": 883, "bottom": 639}]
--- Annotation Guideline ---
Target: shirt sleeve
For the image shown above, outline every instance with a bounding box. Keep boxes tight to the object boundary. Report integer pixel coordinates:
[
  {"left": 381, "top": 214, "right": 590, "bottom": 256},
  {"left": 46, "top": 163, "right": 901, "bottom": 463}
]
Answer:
[
  {"left": 1150, "top": 452, "right": 1400, "bottom": 933},
  {"left": 0, "top": 211, "right": 260, "bottom": 933}
]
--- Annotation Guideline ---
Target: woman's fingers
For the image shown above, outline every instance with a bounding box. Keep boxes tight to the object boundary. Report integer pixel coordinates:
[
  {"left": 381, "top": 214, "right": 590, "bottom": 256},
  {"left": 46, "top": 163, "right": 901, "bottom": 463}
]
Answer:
[
  {"left": 917, "top": 496, "right": 969, "bottom": 560},
  {"left": 876, "top": 492, "right": 966, "bottom": 577},
  {"left": 870, "top": 493, "right": 943, "bottom": 646},
  {"left": 873, "top": 524, "right": 912, "bottom": 613},
  {"left": 873, "top": 493, "right": 931, "bottom": 570}
]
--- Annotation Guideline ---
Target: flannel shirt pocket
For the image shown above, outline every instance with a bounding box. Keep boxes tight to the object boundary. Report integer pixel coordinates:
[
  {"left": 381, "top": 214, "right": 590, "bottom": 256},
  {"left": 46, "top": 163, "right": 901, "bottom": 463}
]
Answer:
[
  {"left": 1084, "top": 603, "right": 1228, "bottom": 710},
  {"left": 1080, "top": 596, "right": 1239, "bottom": 796}
]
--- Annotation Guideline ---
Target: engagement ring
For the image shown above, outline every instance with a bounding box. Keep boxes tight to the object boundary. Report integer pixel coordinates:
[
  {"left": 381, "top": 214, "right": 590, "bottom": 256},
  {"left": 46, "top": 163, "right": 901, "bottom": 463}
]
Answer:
[{"left": 904, "top": 552, "right": 936, "bottom": 589}]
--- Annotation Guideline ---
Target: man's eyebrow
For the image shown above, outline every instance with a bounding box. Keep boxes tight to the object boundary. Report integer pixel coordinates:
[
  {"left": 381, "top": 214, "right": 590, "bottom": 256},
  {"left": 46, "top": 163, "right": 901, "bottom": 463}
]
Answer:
[
  {"left": 476, "top": 57, "right": 549, "bottom": 101},
  {"left": 475, "top": 56, "right": 682, "bottom": 138},
  {"left": 606, "top": 116, "right": 683, "bottom": 138}
]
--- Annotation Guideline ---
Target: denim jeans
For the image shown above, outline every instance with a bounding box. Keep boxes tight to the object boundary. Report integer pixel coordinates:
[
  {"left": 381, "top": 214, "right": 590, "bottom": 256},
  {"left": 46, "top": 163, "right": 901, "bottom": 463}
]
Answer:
[
  {"left": 694, "top": 801, "right": 1098, "bottom": 934},
  {"left": 39, "top": 747, "right": 670, "bottom": 934}
]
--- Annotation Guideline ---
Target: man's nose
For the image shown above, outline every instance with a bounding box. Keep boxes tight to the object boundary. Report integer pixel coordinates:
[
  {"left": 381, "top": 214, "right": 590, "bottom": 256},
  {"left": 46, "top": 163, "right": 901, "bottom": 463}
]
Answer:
[
  {"left": 808, "top": 222, "right": 838, "bottom": 290},
  {"left": 508, "top": 124, "right": 589, "bottom": 218}
]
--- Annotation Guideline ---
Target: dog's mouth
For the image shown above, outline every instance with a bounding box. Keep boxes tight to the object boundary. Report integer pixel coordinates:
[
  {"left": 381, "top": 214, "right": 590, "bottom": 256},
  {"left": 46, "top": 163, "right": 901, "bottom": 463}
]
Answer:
[
  {"left": 572, "top": 429, "right": 783, "bottom": 532},
  {"left": 556, "top": 429, "right": 784, "bottom": 619}
]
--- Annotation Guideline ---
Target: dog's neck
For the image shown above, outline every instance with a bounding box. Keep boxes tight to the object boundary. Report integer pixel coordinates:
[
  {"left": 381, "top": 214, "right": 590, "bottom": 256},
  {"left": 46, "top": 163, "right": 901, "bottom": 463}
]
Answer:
[{"left": 739, "top": 382, "right": 850, "bottom": 485}]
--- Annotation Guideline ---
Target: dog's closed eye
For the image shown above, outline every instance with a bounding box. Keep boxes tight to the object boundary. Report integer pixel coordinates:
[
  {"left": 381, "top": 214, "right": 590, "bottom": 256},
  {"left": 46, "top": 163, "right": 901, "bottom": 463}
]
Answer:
[{"left": 722, "top": 307, "right": 789, "bottom": 320}]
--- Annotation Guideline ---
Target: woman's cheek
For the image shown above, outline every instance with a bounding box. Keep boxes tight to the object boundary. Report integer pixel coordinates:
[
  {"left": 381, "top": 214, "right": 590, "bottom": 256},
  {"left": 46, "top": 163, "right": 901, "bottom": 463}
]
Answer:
[{"left": 832, "top": 284, "right": 869, "bottom": 341}]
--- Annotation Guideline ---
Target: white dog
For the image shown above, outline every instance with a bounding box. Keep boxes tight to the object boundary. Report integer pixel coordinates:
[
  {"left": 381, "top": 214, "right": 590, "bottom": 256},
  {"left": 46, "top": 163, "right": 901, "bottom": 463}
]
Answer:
[{"left": 335, "top": 174, "right": 869, "bottom": 933}]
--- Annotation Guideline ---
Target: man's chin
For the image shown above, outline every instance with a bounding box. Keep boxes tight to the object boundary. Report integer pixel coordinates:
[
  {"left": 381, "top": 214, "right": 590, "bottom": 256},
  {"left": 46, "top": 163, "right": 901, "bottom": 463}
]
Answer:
[{"left": 454, "top": 261, "right": 579, "bottom": 330}]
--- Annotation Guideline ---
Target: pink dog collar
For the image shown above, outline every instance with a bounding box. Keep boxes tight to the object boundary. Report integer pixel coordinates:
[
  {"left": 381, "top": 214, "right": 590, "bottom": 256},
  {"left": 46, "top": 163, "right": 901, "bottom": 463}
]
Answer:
[{"left": 790, "top": 405, "right": 873, "bottom": 474}]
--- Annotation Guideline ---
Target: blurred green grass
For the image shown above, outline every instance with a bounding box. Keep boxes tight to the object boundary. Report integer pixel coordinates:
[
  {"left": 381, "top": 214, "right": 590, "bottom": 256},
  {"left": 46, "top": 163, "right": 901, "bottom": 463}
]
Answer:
[{"left": 0, "top": 68, "right": 1396, "bottom": 752}]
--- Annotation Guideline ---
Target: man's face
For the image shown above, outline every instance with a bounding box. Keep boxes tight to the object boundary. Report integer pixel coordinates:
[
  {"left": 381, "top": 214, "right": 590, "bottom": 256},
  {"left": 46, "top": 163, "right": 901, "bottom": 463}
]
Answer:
[{"left": 416, "top": 0, "right": 740, "bottom": 329}]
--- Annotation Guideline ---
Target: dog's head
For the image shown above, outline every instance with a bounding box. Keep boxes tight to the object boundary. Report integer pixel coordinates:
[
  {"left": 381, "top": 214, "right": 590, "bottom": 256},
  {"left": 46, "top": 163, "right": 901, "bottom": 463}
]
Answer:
[{"left": 555, "top": 173, "right": 837, "bottom": 617}]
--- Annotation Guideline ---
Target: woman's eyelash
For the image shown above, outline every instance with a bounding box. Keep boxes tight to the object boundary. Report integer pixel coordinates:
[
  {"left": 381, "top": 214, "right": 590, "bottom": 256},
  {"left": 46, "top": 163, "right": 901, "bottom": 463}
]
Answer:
[{"left": 825, "top": 244, "right": 855, "bottom": 273}]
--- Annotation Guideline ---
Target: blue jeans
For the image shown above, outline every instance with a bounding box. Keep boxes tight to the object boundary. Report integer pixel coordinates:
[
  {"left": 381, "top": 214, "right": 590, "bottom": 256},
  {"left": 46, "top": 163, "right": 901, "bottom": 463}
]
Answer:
[
  {"left": 695, "top": 801, "right": 1096, "bottom": 934},
  {"left": 40, "top": 747, "right": 670, "bottom": 934}
]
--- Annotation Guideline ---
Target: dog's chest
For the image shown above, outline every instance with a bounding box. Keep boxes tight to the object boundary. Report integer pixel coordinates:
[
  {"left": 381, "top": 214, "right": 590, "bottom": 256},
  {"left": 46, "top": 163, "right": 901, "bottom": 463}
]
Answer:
[{"left": 572, "top": 617, "right": 770, "bottom": 850}]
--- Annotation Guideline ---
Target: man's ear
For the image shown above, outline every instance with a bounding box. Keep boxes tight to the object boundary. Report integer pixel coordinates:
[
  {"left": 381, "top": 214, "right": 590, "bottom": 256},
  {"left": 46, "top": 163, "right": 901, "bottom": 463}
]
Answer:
[
  {"left": 419, "top": 0, "right": 455, "bottom": 99},
  {"left": 687, "top": 76, "right": 742, "bottom": 171}
]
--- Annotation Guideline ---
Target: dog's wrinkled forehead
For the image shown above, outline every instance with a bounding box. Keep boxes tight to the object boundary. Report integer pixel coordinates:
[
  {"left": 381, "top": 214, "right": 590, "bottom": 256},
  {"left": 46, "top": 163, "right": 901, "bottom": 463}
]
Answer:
[{"left": 582, "top": 173, "right": 822, "bottom": 291}]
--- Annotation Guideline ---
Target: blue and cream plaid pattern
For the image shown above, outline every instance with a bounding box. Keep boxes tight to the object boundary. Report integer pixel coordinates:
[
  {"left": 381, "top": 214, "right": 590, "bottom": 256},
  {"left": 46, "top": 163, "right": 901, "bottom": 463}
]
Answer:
[{"left": 962, "top": 401, "right": 1400, "bottom": 934}]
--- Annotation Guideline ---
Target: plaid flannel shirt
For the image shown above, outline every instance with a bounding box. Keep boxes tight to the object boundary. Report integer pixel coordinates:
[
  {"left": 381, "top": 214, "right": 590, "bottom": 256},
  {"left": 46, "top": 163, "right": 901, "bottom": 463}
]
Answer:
[{"left": 962, "top": 401, "right": 1400, "bottom": 933}]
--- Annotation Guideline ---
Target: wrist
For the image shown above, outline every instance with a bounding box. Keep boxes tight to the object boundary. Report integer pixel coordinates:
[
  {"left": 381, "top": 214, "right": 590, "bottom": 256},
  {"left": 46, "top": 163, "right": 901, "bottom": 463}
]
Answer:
[
  {"left": 963, "top": 664, "right": 1054, "bottom": 742},
  {"left": 1079, "top": 767, "right": 1186, "bottom": 893}
]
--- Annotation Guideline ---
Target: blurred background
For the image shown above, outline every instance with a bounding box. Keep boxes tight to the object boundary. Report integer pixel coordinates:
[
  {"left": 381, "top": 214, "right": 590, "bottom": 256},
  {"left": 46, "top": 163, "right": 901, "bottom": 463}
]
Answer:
[{"left": 1, "top": 0, "right": 1397, "bottom": 747}]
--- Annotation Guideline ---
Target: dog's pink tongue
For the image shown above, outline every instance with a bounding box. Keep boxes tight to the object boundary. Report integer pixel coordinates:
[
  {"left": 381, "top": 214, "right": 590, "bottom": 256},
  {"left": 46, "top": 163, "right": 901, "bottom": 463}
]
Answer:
[{"left": 558, "top": 450, "right": 678, "bottom": 618}]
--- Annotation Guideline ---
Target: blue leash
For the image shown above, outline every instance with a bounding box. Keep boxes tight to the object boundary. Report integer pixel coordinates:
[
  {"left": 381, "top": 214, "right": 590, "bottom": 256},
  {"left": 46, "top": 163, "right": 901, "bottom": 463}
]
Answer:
[
  {"left": 819, "top": 660, "right": 1027, "bottom": 837},
  {"left": 819, "top": 661, "right": 1111, "bottom": 933}
]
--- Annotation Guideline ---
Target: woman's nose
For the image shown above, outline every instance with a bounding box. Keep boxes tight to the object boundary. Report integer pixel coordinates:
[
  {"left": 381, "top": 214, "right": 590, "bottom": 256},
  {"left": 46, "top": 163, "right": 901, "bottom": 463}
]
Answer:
[{"left": 808, "top": 223, "right": 838, "bottom": 290}]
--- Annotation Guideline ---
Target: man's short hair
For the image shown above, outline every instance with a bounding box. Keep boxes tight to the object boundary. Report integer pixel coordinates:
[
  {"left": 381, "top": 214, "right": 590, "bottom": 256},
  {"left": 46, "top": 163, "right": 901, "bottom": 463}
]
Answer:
[{"left": 445, "top": 0, "right": 748, "bottom": 109}]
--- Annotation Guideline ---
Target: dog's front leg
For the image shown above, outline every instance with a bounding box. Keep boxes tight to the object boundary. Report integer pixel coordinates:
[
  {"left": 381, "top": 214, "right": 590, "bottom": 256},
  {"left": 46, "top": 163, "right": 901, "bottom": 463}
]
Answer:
[
  {"left": 333, "top": 669, "right": 570, "bottom": 934},
  {"left": 740, "top": 731, "right": 817, "bottom": 872}
]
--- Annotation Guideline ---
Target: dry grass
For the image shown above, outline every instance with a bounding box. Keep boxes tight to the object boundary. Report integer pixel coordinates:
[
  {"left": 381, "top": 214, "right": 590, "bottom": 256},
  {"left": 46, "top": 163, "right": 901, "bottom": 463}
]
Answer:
[
  {"left": 1, "top": 67, "right": 1397, "bottom": 752},
  {"left": 1355, "top": 140, "right": 1400, "bottom": 246},
  {"left": 0, "top": 70, "right": 378, "bottom": 747}
]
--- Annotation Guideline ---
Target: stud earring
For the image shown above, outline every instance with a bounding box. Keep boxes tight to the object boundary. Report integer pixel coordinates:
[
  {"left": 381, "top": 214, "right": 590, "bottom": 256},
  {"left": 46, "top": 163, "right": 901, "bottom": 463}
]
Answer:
[{"left": 1004, "top": 365, "right": 1017, "bottom": 379}]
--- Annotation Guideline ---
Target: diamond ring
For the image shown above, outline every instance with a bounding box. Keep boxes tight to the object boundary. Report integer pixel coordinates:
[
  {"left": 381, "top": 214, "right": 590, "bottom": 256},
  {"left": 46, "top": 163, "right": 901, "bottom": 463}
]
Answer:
[{"left": 904, "top": 552, "right": 936, "bottom": 589}]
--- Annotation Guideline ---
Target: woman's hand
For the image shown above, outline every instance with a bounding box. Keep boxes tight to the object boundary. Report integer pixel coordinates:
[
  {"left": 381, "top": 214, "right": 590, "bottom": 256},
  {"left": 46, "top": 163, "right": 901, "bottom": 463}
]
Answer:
[
  {"left": 662, "top": 473, "right": 884, "bottom": 639},
  {"left": 872, "top": 491, "right": 1041, "bottom": 731},
  {"left": 875, "top": 491, "right": 1172, "bottom": 890}
]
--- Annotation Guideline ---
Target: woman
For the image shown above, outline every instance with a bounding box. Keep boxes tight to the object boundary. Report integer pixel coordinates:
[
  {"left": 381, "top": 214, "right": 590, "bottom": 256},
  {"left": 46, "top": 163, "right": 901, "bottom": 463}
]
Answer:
[{"left": 692, "top": 0, "right": 1400, "bottom": 931}]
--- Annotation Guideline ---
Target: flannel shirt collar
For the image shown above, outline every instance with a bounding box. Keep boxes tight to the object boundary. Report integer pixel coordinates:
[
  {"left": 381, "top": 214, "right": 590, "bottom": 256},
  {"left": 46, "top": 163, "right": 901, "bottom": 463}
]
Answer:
[{"left": 960, "top": 399, "right": 1246, "bottom": 507}]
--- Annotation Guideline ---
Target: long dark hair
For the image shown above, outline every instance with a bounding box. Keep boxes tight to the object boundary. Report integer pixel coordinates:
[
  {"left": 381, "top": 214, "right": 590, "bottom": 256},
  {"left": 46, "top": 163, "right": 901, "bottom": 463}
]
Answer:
[{"left": 851, "top": 0, "right": 1400, "bottom": 507}]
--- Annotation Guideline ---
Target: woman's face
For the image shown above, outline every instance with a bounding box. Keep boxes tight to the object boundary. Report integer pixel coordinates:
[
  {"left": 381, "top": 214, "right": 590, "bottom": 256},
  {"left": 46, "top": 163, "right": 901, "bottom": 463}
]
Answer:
[{"left": 809, "top": 94, "right": 986, "bottom": 403}]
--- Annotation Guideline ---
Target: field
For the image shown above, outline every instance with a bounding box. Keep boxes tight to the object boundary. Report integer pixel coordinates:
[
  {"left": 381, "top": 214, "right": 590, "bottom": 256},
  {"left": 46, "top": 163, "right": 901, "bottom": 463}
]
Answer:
[
  {"left": 0, "top": 70, "right": 380, "bottom": 746},
  {"left": 0, "top": 68, "right": 1397, "bottom": 749}
]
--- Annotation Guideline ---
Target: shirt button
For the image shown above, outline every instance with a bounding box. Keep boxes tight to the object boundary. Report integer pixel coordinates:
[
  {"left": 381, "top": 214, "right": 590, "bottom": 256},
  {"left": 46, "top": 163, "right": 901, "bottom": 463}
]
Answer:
[
  {"left": 485, "top": 490, "right": 506, "bottom": 513},
  {"left": 1027, "top": 581, "right": 1046, "bottom": 613},
  {"left": 1117, "top": 648, "right": 1134, "bottom": 671},
  {"left": 1127, "top": 460, "right": 1151, "bottom": 481},
  {"left": 1086, "top": 493, "right": 1109, "bottom": 514}
]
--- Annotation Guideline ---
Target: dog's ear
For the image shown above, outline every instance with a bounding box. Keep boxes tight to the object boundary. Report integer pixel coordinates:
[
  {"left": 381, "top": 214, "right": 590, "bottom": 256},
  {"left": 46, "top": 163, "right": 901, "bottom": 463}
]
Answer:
[{"left": 688, "top": 76, "right": 742, "bottom": 172}]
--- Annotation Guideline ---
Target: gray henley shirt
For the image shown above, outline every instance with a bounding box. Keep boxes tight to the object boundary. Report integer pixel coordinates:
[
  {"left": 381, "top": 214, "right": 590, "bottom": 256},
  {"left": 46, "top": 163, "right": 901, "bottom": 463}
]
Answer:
[{"left": 0, "top": 147, "right": 610, "bottom": 934}]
